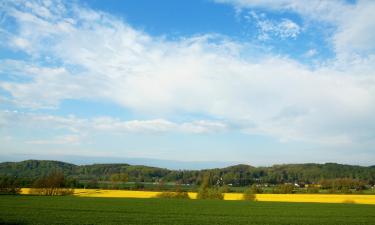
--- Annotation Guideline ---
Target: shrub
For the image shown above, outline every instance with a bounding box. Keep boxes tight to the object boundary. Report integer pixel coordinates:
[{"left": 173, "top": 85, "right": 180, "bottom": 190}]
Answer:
[
  {"left": 0, "top": 176, "right": 21, "bottom": 195},
  {"left": 85, "top": 179, "right": 99, "bottom": 189},
  {"left": 328, "top": 188, "right": 337, "bottom": 194},
  {"left": 219, "top": 185, "right": 230, "bottom": 193},
  {"left": 340, "top": 187, "right": 352, "bottom": 194},
  {"left": 272, "top": 184, "right": 294, "bottom": 194},
  {"left": 207, "top": 188, "right": 224, "bottom": 199},
  {"left": 250, "top": 184, "right": 263, "bottom": 194},
  {"left": 197, "top": 187, "right": 224, "bottom": 200},
  {"left": 29, "top": 188, "right": 74, "bottom": 196},
  {"left": 133, "top": 182, "right": 145, "bottom": 190},
  {"left": 30, "top": 171, "right": 74, "bottom": 196},
  {"left": 156, "top": 191, "right": 190, "bottom": 199},
  {"left": 306, "top": 186, "right": 319, "bottom": 193},
  {"left": 243, "top": 188, "right": 256, "bottom": 201},
  {"left": 243, "top": 184, "right": 262, "bottom": 200},
  {"left": 197, "top": 172, "right": 224, "bottom": 200},
  {"left": 0, "top": 187, "right": 21, "bottom": 195}
]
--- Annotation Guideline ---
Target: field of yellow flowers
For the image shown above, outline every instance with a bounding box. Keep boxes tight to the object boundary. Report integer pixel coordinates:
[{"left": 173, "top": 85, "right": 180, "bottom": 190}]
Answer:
[{"left": 20, "top": 188, "right": 375, "bottom": 204}]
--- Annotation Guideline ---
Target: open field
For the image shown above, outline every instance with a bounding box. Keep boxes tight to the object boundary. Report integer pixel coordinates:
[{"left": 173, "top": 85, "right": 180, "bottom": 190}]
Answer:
[
  {"left": 1, "top": 196, "right": 375, "bottom": 225},
  {"left": 19, "top": 188, "right": 375, "bottom": 204}
]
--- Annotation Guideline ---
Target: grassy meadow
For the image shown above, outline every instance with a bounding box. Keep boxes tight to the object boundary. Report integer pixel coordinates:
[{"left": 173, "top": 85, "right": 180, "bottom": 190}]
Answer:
[{"left": 1, "top": 196, "right": 375, "bottom": 225}]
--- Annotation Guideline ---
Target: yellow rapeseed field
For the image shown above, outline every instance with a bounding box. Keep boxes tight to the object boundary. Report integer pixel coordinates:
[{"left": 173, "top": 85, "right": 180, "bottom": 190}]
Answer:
[
  {"left": 20, "top": 188, "right": 375, "bottom": 205},
  {"left": 74, "top": 189, "right": 160, "bottom": 198},
  {"left": 255, "top": 194, "right": 375, "bottom": 205}
]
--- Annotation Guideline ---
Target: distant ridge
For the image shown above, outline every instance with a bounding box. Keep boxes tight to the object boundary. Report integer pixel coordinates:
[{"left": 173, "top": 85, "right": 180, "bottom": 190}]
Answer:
[
  {"left": 1, "top": 160, "right": 374, "bottom": 184},
  {"left": 0, "top": 154, "right": 236, "bottom": 170}
]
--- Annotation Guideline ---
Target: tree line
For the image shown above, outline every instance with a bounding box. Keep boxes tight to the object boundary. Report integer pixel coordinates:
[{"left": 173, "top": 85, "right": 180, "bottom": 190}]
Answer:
[{"left": 1, "top": 160, "right": 374, "bottom": 194}]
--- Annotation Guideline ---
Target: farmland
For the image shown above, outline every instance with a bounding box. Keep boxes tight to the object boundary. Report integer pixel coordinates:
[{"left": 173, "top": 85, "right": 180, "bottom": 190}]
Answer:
[
  {"left": 19, "top": 188, "right": 375, "bottom": 204},
  {"left": 1, "top": 196, "right": 375, "bottom": 225}
]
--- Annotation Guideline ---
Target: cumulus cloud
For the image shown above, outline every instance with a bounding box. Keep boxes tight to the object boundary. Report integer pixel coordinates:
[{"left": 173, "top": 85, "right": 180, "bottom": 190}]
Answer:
[{"left": 0, "top": 0, "right": 375, "bottom": 146}]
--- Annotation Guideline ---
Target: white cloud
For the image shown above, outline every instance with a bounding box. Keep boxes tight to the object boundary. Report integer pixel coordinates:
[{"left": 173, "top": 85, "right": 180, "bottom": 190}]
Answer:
[
  {"left": 91, "top": 117, "right": 176, "bottom": 133},
  {"left": 333, "top": 1, "right": 375, "bottom": 57},
  {"left": 214, "top": 0, "right": 350, "bottom": 23},
  {"left": 27, "top": 134, "right": 82, "bottom": 145},
  {"left": 215, "top": 0, "right": 375, "bottom": 57},
  {"left": 0, "top": 63, "right": 89, "bottom": 108},
  {"left": 278, "top": 19, "right": 300, "bottom": 38},
  {"left": 0, "top": 0, "right": 375, "bottom": 146},
  {"left": 180, "top": 120, "right": 227, "bottom": 134},
  {"left": 0, "top": 110, "right": 228, "bottom": 135},
  {"left": 304, "top": 49, "right": 317, "bottom": 58},
  {"left": 247, "top": 11, "right": 300, "bottom": 40}
]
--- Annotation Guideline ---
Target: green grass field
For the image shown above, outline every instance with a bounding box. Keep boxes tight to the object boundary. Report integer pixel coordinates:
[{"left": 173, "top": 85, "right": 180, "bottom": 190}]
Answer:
[{"left": 0, "top": 196, "right": 374, "bottom": 225}]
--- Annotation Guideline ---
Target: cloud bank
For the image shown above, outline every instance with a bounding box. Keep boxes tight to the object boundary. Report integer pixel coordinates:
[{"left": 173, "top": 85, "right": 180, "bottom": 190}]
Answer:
[{"left": 0, "top": 0, "right": 375, "bottom": 149}]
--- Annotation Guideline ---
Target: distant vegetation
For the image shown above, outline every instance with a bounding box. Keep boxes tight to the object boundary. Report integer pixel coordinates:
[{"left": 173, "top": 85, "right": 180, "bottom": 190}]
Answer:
[
  {"left": 197, "top": 173, "right": 224, "bottom": 200},
  {"left": 0, "top": 160, "right": 374, "bottom": 194},
  {"left": 156, "top": 191, "right": 189, "bottom": 199},
  {"left": 0, "top": 175, "right": 20, "bottom": 195},
  {"left": 30, "top": 171, "right": 74, "bottom": 196}
]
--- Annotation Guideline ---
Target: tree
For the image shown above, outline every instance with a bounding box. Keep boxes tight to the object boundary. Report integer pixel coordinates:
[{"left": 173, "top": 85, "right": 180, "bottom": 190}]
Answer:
[
  {"left": 156, "top": 183, "right": 190, "bottom": 199},
  {"left": 0, "top": 176, "right": 20, "bottom": 195},
  {"left": 86, "top": 179, "right": 99, "bottom": 189},
  {"left": 110, "top": 173, "right": 128, "bottom": 189},
  {"left": 243, "top": 188, "right": 255, "bottom": 201},
  {"left": 30, "top": 171, "right": 73, "bottom": 196},
  {"left": 273, "top": 184, "right": 294, "bottom": 194},
  {"left": 110, "top": 173, "right": 128, "bottom": 183},
  {"left": 306, "top": 185, "right": 319, "bottom": 193},
  {"left": 197, "top": 173, "right": 224, "bottom": 200},
  {"left": 250, "top": 184, "right": 263, "bottom": 194}
]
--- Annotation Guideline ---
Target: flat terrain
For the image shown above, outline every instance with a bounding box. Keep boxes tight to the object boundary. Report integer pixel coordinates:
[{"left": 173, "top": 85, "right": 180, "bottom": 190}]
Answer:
[{"left": 0, "top": 196, "right": 374, "bottom": 225}]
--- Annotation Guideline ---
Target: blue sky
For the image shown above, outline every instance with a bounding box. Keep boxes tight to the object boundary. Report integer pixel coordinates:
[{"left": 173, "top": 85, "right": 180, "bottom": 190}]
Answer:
[{"left": 0, "top": 0, "right": 375, "bottom": 168}]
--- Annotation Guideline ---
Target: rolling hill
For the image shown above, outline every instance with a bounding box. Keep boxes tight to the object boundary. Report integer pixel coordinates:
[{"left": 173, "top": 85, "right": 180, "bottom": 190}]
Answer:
[{"left": 1, "top": 160, "right": 374, "bottom": 185}]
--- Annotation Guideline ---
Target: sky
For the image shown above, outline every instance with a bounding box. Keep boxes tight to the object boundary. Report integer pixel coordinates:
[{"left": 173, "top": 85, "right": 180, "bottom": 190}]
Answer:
[{"left": 0, "top": 0, "right": 375, "bottom": 168}]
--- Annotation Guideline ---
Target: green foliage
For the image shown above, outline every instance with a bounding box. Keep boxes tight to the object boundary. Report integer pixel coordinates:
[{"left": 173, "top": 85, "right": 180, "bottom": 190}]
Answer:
[
  {"left": 320, "top": 178, "right": 367, "bottom": 191},
  {"left": 207, "top": 188, "right": 224, "bottom": 199},
  {"left": 0, "top": 176, "right": 20, "bottom": 195},
  {"left": 306, "top": 186, "right": 319, "bottom": 193},
  {"left": 243, "top": 188, "right": 256, "bottom": 201},
  {"left": 250, "top": 184, "right": 263, "bottom": 193},
  {"left": 156, "top": 183, "right": 190, "bottom": 199},
  {"left": 85, "top": 179, "right": 99, "bottom": 189},
  {"left": 197, "top": 173, "right": 224, "bottom": 200},
  {"left": 133, "top": 182, "right": 145, "bottom": 190},
  {"left": 30, "top": 171, "right": 73, "bottom": 196},
  {"left": 0, "top": 160, "right": 75, "bottom": 178},
  {"left": 243, "top": 184, "right": 262, "bottom": 200},
  {"left": 1, "top": 160, "right": 375, "bottom": 190},
  {"left": 272, "top": 184, "right": 294, "bottom": 194},
  {"left": 29, "top": 188, "right": 74, "bottom": 196},
  {"left": 197, "top": 187, "right": 224, "bottom": 200},
  {"left": 110, "top": 173, "right": 128, "bottom": 183},
  {"left": 156, "top": 191, "right": 190, "bottom": 199},
  {"left": 219, "top": 184, "right": 230, "bottom": 193},
  {"left": 1, "top": 196, "right": 375, "bottom": 225}
]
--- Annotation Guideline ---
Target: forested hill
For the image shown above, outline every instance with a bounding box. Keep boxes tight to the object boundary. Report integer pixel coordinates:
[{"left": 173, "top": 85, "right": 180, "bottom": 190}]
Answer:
[{"left": 1, "top": 160, "right": 374, "bottom": 185}]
